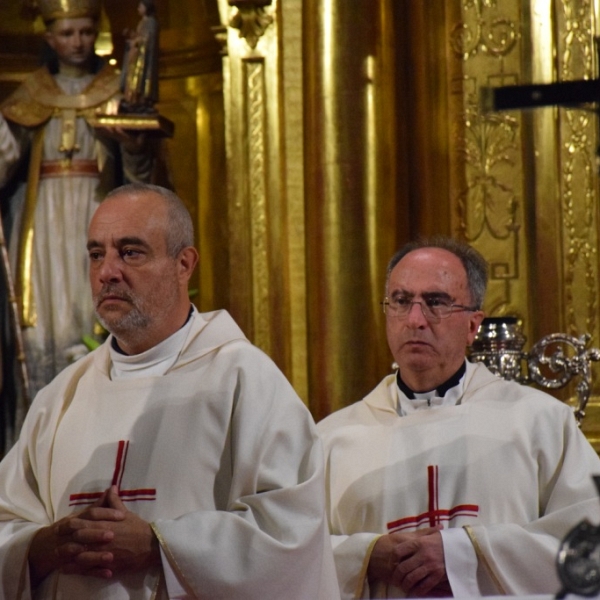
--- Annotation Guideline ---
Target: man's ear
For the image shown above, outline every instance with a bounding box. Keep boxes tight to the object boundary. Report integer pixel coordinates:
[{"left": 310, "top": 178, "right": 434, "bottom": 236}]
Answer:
[
  {"left": 177, "top": 246, "right": 199, "bottom": 282},
  {"left": 466, "top": 310, "right": 485, "bottom": 346}
]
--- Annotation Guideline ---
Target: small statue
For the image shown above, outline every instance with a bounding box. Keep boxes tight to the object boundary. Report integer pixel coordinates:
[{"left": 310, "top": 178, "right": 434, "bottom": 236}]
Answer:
[{"left": 120, "top": 0, "right": 159, "bottom": 113}]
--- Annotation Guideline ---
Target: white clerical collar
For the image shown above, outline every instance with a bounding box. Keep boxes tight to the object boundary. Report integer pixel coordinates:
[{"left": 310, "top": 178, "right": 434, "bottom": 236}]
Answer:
[
  {"left": 109, "top": 306, "right": 196, "bottom": 380},
  {"left": 396, "top": 360, "right": 475, "bottom": 416}
]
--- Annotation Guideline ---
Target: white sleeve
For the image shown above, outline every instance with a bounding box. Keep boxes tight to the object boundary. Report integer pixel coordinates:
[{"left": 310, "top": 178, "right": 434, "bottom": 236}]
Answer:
[
  {"left": 462, "top": 404, "right": 600, "bottom": 596},
  {"left": 330, "top": 533, "right": 380, "bottom": 599},
  {"left": 161, "top": 546, "right": 192, "bottom": 599},
  {"left": 151, "top": 354, "right": 339, "bottom": 600},
  {"left": 441, "top": 527, "right": 480, "bottom": 597}
]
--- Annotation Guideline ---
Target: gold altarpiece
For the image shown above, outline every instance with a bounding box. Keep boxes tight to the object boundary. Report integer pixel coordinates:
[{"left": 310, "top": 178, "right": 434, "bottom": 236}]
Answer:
[
  {"left": 444, "top": 0, "right": 600, "bottom": 449},
  {"left": 2, "top": 0, "right": 600, "bottom": 448}
]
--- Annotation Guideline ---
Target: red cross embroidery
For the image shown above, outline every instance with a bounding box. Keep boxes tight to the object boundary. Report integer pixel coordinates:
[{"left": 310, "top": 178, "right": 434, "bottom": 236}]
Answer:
[
  {"left": 69, "top": 440, "right": 156, "bottom": 507},
  {"left": 387, "top": 465, "right": 479, "bottom": 532}
]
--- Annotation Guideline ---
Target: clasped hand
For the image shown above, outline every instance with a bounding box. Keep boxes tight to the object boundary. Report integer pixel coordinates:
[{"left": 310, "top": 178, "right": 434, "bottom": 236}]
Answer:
[
  {"left": 367, "top": 526, "right": 452, "bottom": 597},
  {"left": 28, "top": 485, "right": 160, "bottom": 586}
]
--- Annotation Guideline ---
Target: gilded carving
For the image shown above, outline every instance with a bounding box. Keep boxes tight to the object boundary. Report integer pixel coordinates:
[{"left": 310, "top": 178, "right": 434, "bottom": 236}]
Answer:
[
  {"left": 455, "top": 102, "right": 521, "bottom": 315},
  {"left": 211, "top": 24, "right": 229, "bottom": 56},
  {"left": 450, "top": 0, "right": 600, "bottom": 430},
  {"left": 244, "top": 59, "right": 271, "bottom": 352},
  {"left": 450, "top": 0, "right": 523, "bottom": 318},
  {"left": 456, "top": 105, "right": 519, "bottom": 241},
  {"left": 555, "top": 0, "right": 599, "bottom": 337},
  {"left": 229, "top": 1, "right": 273, "bottom": 50},
  {"left": 450, "top": 0, "right": 518, "bottom": 59}
]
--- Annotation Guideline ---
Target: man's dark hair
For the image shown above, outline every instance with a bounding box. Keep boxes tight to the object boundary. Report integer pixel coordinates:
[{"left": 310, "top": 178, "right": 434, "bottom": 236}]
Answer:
[
  {"left": 104, "top": 183, "right": 195, "bottom": 258},
  {"left": 386, "top": 236, "right": 489, "bottom": 309}
]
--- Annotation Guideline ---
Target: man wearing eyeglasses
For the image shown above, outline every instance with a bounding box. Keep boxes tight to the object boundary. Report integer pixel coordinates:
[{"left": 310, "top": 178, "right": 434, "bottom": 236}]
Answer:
[{"left": 317, "top": 236, "right": 600, "bottom": 599}]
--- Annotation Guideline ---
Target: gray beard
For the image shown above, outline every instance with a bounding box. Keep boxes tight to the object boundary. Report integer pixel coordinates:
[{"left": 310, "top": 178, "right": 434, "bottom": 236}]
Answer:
[
  {"left": 93, "top": 274, "right": 180, "bottom": 347},
  {"left": 95, "top": 306, "right": 151, "bottom": 341}
]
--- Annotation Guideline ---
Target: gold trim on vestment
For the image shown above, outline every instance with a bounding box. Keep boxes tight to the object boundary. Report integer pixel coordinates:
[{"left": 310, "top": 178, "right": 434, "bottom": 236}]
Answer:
[
  {"left": 59, "top": 108, "right": 77, "bottom": 154},
  {"left": 27, "top": 66, "right": 120, "bottom": 111},
  {"left": 463, "top": 525, "right": 507, "bottom": 595},
  {"left": 150, "top": 522, "right": 197, "bottom": 598},
  {"left": 0, "top": 66, "right": 121, "bottom": 128},
  {"left": 355, "top": 534, "right": 382, "bottom": 599},
  {"left": 149, "top": 566, "right": 165, "bottom": 600}
]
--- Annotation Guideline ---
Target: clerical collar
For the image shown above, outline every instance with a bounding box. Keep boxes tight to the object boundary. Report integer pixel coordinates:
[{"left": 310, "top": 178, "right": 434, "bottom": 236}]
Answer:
[
  {"left": 111, "top": 304, "right": 194, "bottom": 355},
  {"left": 396, "top": 361, "right": 466, "bottom": 400},
  {"left": 109, "top": 305, "right": 196, "bottom": 380}
]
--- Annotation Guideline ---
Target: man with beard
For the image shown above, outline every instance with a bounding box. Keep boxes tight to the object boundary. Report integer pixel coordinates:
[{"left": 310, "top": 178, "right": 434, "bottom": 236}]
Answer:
[
  {"left": 317, "top": 237, "right": 600, "bottom": 599},
  {"left": 0, "top": 183, "right": 339, "bottom": 600}
]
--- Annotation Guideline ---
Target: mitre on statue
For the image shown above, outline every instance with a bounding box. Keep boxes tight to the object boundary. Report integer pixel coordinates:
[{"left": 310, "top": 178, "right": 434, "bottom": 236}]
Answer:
[{"left": 30, "top": 0, "right": 101, "bottom": 22}]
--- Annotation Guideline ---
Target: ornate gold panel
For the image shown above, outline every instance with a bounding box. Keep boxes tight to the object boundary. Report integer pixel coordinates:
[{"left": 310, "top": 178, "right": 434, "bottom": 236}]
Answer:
[
  {"left": 448, "top": 0, "right": 531, "bottom": 334},
  {"left": 448, "top": 0, "right": 600, "bottom": 342},
  {"left": 445, "top": 0, "right": 600, "bottom": 448},
  {"left": 218, "top": 0, "right": 299, "bottom": 390},
  {"left": 554, "top": 1, "right": 599, "bottom": 340}
]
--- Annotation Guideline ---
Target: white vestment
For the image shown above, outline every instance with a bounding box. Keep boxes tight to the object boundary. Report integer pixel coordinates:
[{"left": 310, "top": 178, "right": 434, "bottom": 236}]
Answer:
[
  {"left": 0, "top": 309, "right": 339, "bottom": 599},
  {"left": 317, "top": 360, "right": 600, "bottom": 599}
]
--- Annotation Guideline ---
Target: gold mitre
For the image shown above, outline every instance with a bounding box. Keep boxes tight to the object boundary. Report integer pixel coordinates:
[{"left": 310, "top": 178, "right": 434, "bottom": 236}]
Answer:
[{"left": 35, "top": 0, "right": 101, "bottom": 22}]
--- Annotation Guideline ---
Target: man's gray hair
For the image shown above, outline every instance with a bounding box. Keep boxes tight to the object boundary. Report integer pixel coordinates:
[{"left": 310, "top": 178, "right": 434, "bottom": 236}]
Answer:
[
  {"left": 386, "top": 236, "right": 489, "bottom": 309},
  {"left": 104, "top": 183, "right": 194, "bottom": 258}
]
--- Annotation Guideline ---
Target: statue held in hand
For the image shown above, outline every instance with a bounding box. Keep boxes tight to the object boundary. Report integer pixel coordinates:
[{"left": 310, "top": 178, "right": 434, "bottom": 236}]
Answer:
[{"left": 120, "top": 0, "right": 159, "bottom": 113}]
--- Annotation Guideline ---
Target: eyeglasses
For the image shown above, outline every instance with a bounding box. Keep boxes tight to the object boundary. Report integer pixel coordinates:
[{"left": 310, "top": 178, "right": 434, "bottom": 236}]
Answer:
[{"left": 381, "top": 296, "right": 478, "bottom": 323}]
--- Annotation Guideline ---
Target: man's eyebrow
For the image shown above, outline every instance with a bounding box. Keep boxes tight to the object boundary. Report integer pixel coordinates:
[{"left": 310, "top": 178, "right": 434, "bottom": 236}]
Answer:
[
  {"left": 86, "top": 237, "right": 151, "bottom": 251},
  {"left": 422, "top": 291, "right": 453, "bottom": 300},
  {"left": 117, "top": 236, "right": 150, "bottom": 248},
  {"left": 86, "top": 239, "right": 102, "bottom": 251},
  {"left": 389, "top": 289, "right": 413, "bottom": 299},
  {"left": 389, "top": 290, "right": 454, "bottom": 301}
]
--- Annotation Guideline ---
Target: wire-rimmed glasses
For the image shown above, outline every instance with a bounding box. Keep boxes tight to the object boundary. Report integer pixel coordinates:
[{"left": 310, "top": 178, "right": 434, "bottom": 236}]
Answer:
[{"left": 381, "top": 296, "right": 478, "bottom": 323}]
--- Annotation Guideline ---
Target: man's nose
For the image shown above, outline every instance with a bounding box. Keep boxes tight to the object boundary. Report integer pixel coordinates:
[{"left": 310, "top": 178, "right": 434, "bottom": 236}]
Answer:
[
  {"left": 96, "top": 255, "right": 124, "bottom": 283},
  {"left": 405, "top": 301, "right": 428, "bottom": 327}
]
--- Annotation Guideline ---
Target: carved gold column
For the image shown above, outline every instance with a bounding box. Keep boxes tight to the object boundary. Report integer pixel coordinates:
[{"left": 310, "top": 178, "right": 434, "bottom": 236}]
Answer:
[
  {"left": 304, "top": 0, "right": 397, "bottom": 418},
  {"left": 548, "top": 2, "right": 600, "bottom": 341},
  {"left": 550, "top": 0, "right": 600, "bottom": 447},
  {"left": 217, "top": 0, "right": 304, "bottom": 394}
]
